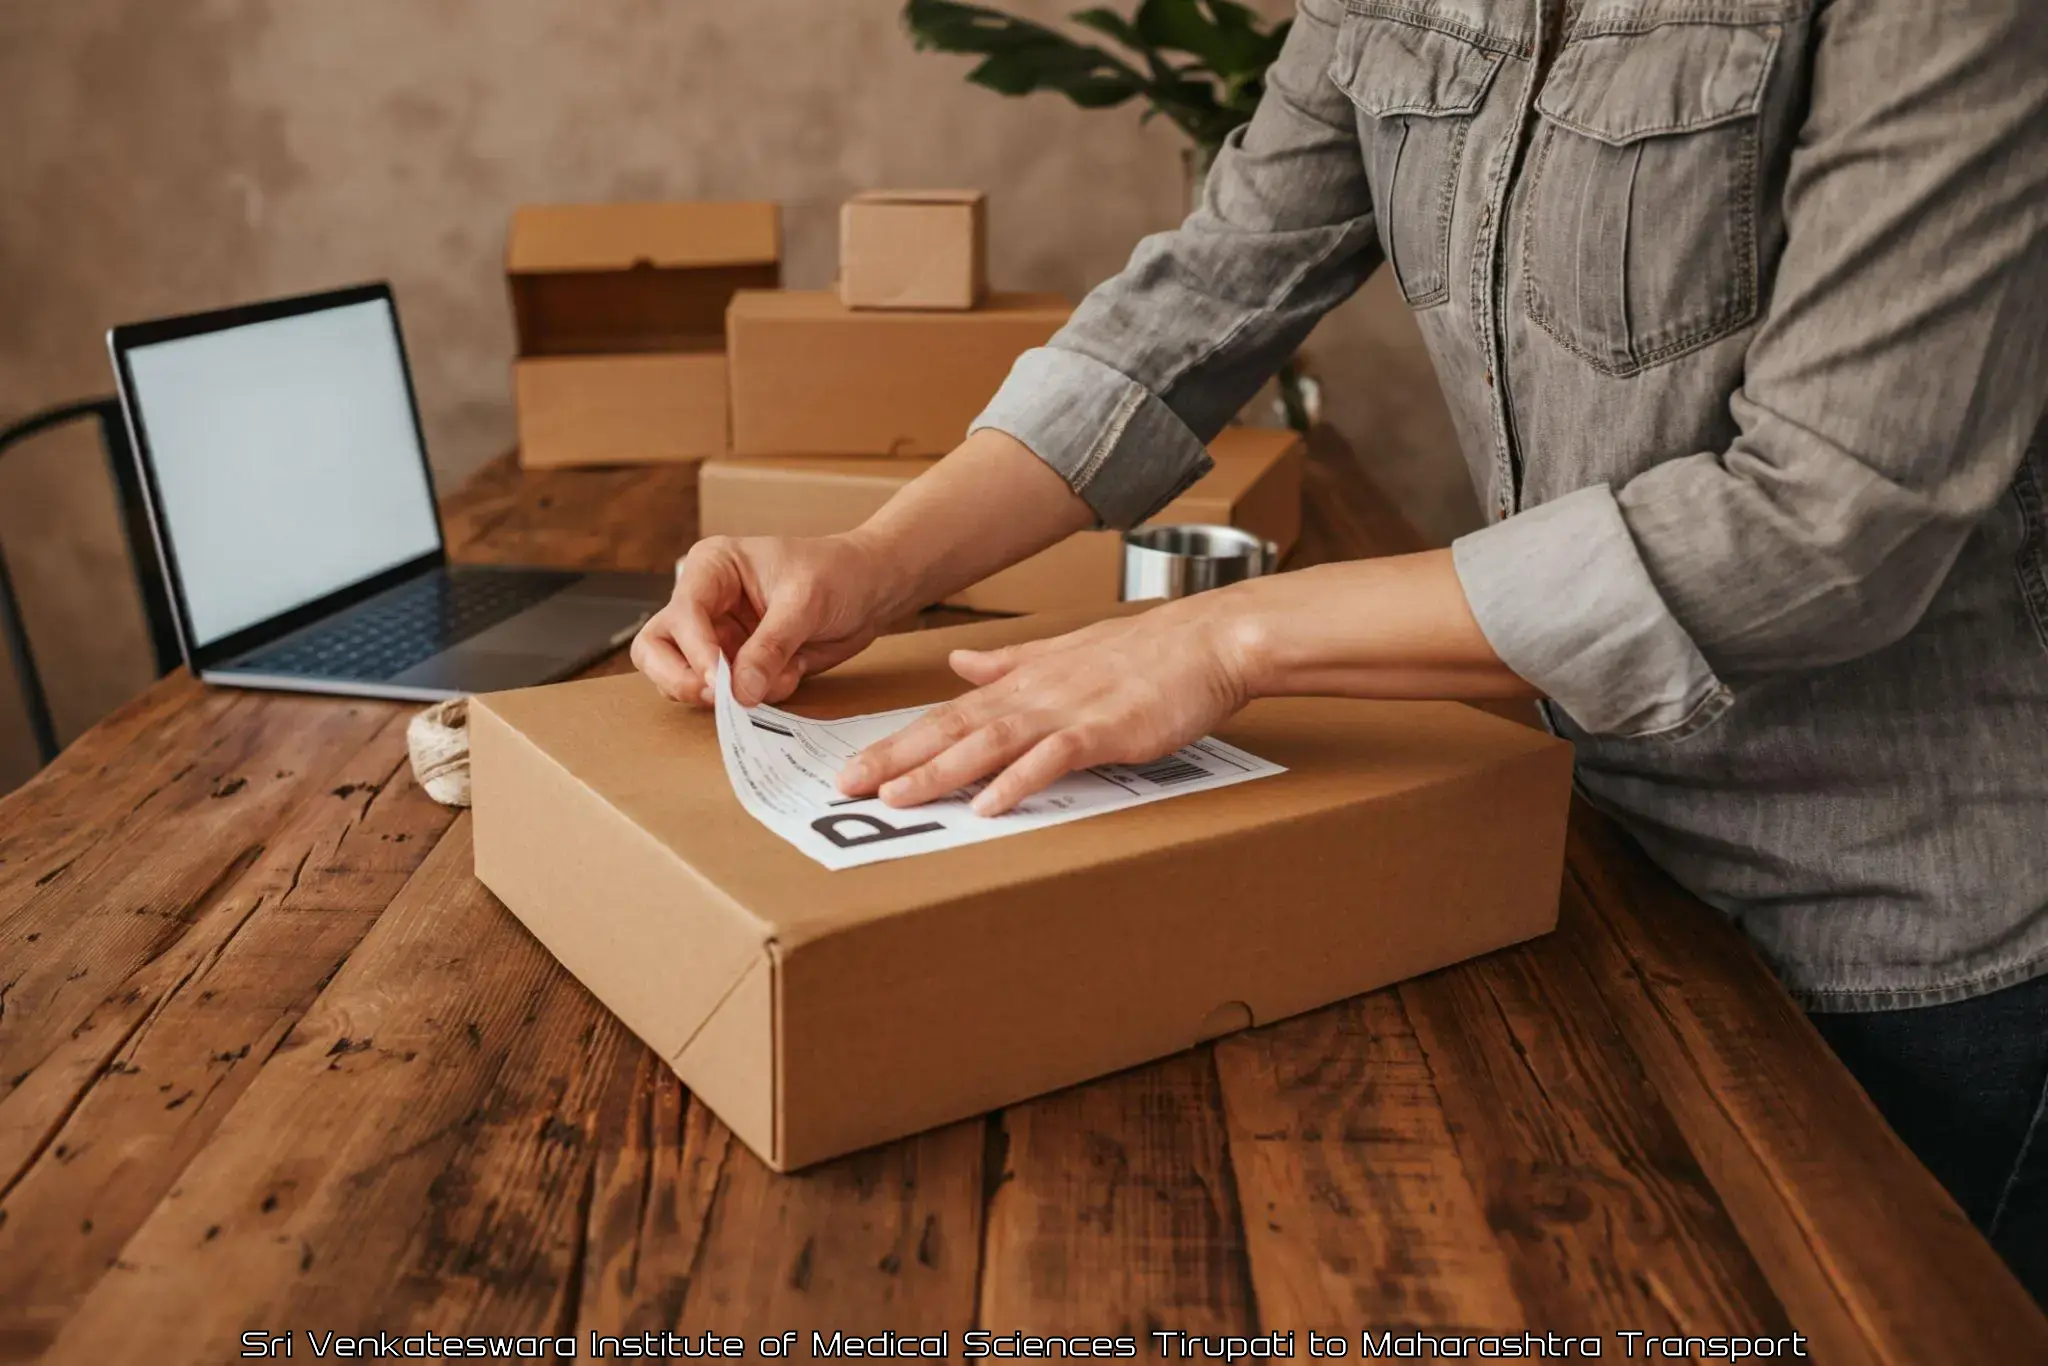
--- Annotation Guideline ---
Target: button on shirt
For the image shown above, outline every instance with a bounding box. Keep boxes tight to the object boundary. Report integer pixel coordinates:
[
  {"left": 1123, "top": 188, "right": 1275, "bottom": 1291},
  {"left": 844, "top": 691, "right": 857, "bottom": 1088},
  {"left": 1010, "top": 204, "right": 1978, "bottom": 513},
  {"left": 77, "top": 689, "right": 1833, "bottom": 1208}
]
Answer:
[{"left": 971, "top": 0, "right": 2048, "bottom": 1010}]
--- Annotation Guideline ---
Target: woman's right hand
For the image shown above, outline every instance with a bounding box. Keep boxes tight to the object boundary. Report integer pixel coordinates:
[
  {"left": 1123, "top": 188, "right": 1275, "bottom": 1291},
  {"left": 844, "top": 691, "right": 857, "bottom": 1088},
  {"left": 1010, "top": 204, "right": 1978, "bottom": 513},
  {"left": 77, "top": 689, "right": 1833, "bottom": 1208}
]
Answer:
[{"left": 630, "top": 531, "right": 904, "bottom": 708}]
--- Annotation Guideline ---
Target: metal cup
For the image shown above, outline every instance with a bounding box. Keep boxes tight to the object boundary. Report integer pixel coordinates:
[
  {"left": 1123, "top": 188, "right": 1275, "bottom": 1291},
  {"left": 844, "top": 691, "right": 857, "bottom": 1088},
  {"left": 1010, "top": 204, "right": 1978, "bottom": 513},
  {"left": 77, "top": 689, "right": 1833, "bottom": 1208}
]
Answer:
[{"left": 1120, "top": 524, "right": 1280, "bottom": 601}]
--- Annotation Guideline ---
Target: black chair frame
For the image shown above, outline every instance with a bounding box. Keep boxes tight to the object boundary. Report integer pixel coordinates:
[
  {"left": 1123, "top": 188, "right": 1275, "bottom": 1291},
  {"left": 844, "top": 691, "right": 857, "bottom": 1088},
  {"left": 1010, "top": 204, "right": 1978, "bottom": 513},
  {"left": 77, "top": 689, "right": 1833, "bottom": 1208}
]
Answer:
[{"left": 0, "top": 398, "right": 182, "bottom": 766}]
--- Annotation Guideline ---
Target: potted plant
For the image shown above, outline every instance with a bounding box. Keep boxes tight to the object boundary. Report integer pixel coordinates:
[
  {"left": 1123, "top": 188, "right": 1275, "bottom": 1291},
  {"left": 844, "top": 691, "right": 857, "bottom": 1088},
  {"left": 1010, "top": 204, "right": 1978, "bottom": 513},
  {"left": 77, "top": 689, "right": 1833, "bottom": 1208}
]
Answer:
[{"left": 903, "top": 0, "right": 1318, "bottom": 431}]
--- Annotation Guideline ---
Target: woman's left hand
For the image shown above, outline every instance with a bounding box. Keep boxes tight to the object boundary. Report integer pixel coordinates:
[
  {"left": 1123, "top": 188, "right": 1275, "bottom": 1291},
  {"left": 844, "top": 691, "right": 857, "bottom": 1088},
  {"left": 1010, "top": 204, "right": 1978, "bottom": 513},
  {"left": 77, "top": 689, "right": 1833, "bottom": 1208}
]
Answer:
[{"left": 836, "top": 601, "right": 1255, "bottom": 817}]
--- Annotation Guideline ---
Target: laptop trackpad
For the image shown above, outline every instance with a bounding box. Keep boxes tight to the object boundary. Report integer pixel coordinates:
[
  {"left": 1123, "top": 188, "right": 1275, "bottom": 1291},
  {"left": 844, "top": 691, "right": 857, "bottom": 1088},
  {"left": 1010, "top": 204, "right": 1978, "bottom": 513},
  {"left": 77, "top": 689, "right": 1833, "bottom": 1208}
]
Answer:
[
  {"left": 398, "top": 650, "right": 579, "bottom": 694},
  {"left": 464, "top": 594, "right": 644, "bottom": 654},
  {"left": 389, "top": 594, "right": 651, "bottom": 693}
]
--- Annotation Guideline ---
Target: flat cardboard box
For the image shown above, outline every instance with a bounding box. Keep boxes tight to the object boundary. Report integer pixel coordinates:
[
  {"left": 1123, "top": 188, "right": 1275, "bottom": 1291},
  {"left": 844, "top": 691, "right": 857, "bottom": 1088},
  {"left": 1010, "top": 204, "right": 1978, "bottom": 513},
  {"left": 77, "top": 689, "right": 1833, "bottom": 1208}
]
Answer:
[
  {"left": 515, "top": 352, "right": 728, "bottom": 467},
  {"left": 469, "top": 607, "right": 1574, "bottom": 1171},
  {"left": 725, "top": 289, "right": 1069, "bottom": 457},
  {"left": 840, "top": 190, "right": 988, "bottom": 310},
  {"left": 698, "top": 426, "right": 1305, "bottom": 612}
]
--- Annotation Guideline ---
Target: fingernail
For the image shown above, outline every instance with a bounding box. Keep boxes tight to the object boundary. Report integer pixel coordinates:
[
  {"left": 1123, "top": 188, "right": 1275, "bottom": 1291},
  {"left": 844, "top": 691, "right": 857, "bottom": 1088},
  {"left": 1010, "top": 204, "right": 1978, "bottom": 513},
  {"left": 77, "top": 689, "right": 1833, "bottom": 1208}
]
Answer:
[
  {"left": 838, "top": 762, "right": 865, "bottom": 792},
  {"left": 879, "top": 778, "right": 910, "bottom": 804},
  {"left": 971, "top": 791, "right": 999, "bottom": 817},
  {"left": 736, "top": 666, "right": 766, "bottom": 701}
]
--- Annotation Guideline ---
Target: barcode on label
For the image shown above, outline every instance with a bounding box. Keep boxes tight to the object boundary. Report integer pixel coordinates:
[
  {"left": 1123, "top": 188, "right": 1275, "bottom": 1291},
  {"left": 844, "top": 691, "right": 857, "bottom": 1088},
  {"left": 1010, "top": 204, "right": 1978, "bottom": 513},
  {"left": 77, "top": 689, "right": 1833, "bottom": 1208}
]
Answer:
[{"left": 1127, "top": 755, "right": 1210, "bottom": 788}]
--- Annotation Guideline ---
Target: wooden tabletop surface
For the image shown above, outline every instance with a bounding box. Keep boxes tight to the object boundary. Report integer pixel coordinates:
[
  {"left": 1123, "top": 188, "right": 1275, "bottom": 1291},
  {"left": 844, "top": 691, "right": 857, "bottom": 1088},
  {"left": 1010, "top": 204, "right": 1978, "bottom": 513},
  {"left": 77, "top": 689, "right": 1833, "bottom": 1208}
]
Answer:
[{"left": 2, "top": 435, "right": 2042, "bottom": 1365}]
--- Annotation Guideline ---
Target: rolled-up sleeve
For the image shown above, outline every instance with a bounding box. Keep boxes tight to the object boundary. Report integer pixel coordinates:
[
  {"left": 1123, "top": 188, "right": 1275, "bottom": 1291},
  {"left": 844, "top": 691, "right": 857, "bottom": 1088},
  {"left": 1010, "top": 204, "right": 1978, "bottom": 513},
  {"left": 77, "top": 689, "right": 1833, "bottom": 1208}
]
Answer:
[
  {"left": 970, "top": 0, "right": 1382, "bottom": 528},
  {"left": 1455, "top": 0, "right": 2048, "bottom": 738}
]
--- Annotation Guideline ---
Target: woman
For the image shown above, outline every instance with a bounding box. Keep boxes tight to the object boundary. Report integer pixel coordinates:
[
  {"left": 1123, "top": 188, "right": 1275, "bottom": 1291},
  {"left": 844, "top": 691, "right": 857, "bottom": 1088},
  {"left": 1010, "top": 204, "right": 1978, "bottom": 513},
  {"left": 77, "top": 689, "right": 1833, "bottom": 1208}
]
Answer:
[{"left": 635, "top": 0, "right": 2047, "bottom": 1294}]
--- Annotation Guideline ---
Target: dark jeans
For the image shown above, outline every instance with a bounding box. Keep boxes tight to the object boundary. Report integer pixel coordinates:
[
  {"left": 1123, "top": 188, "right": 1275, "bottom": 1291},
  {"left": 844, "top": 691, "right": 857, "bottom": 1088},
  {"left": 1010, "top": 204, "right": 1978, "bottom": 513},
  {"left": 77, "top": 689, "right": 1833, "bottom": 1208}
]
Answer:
[{"left": 1810, "top": 970, "right": 2048, "bottom": 1305}]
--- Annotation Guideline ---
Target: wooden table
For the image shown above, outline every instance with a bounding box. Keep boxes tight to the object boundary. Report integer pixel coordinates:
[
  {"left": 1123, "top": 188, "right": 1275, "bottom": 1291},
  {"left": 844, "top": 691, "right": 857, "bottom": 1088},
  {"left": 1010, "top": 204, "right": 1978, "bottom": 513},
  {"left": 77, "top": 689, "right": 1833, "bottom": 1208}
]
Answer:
[{"left": 2, "top": 437, "right": 2042, "bottom": 1365}]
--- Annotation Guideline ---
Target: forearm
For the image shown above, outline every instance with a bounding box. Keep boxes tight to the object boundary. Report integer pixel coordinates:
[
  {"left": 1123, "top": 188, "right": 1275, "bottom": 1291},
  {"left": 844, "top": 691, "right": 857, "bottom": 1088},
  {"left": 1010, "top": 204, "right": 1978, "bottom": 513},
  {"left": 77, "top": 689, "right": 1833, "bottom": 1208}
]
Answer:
[
  {"left": 1215, "top": 551, "right": 1539, "bottom": 701},
  {"left": 845, "top": 427, "right": 1094, "bottom": 619}
]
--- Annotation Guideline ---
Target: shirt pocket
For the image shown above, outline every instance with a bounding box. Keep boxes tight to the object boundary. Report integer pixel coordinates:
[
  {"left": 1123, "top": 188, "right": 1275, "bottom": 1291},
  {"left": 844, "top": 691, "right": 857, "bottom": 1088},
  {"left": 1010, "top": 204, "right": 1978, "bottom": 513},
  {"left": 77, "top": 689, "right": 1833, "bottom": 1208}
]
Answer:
[
  {"left": 1521, "top": 20, "right": 1781, "bottom": 375},
  {"left": 1329, "top": 6, "right": 1507, "bottom": 309}
]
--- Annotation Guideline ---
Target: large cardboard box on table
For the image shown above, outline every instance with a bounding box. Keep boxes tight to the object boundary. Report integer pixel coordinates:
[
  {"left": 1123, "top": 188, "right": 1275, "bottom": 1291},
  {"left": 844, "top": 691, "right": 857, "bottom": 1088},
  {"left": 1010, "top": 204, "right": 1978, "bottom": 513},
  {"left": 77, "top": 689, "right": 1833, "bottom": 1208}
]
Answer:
[
  {"left": 699, "top": 426, "right": 1306, "bottom": 613},
  {"left": 840, "top": 189, "right": 988, "bottom": 310},
  {"left": 725, "top": 289, "right": 1069, "bottom": 456},
  {"left": 470, "top": 608, "right": 1574, "bottom": 1171},
  {"left": 509, "top": 201, "right": 780, "bottom": 467}
]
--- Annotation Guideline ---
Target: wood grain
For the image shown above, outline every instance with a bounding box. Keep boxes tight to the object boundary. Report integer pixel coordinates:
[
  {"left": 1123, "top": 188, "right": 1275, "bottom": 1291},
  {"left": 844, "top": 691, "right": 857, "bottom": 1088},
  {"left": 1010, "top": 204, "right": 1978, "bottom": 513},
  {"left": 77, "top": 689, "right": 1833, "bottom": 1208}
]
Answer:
[
  {"left": 670, "top": 1120, "right": 985, "bottom": 1342},
  {"left": 440, "top": 454, "right": 697, "bottom": 574},
  {"left": 573, "top": 1047, "right": 988, "bottom": 1345},
  {"left": 1215, "top": 991, "right": 1525, "bottom": 1333},
  {"left": 0, "top": 709, "right": 454, "bottom": 1355},
  {"left": 40, "top": 822, "right": 631, "bottom": 1361},
  {"left": 1395, "top": 919, "right": 1789, "bottom": 1341},
  {"left": 575, "top": 1052, "right": 728, "bottom": 1338},
  {"left": 980, "top": 1052, "right": 1253, "bottom": 1352},
  {"left": 0, "top": 693, "right": 396, "bottom": 1197},
  {"left": 1561, "top": 808, "right": 2048, "bottom": 1363}
]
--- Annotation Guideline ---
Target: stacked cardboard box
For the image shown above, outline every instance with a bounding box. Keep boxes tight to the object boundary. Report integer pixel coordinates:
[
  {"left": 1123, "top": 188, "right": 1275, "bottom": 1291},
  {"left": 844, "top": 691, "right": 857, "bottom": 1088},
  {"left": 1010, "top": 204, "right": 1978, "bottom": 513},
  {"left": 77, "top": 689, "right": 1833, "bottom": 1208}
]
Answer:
[
  {"left": 725, "top": 288, "right": 1069, "bottom": 457},
  {"left": 502, "top": 192, "right": 1306, "bottom": 612},
  {"left": 509, "top": 201, "right": 780, "bottom": 468},
  {"left": 700, "top": 425, "right": 1304, "bottom": 613},
  {"left": 839, "top": 189, "right": 988, "bottom": 310},
  {"left": 710, "top": 190, "right": 1305, "bottom": 610}
]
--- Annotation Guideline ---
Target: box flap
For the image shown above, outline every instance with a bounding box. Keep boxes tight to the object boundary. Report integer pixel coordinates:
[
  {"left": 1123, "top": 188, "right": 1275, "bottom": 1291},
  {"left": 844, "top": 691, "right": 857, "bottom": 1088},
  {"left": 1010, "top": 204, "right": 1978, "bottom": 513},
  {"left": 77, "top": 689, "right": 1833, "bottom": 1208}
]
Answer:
[
  {"left": 727, "top": 288, "right": 1066, "bottom": 324},
  {"left": 669, "top": 948, "right": 779, "bottom": 1166},
  {"left": 509, "top": 202, "right": 780, "bottom": 274},
  {"left": 482, "top": 608, "right": 1567, "bottom": 954},
  {"left": 848, "top": 189, "right": 986, "bottom": 206}
]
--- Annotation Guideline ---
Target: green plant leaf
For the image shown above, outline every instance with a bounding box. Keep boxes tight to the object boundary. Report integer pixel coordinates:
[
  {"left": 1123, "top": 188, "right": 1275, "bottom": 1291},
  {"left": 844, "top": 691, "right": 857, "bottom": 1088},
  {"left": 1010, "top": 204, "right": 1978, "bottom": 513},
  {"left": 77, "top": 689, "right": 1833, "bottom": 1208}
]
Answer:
[
  {"left": 1133, "top": 0, "right": 1271, "bottom": 75},
  {"left": 905, "top": 0, "right": 1145, "bottom": 105},
  {"left": 902, "top": 0, "right": 1285, "bottom": 150},
  {"left": 1069, "top": 6, "right": 1145, "bottom": 50}
]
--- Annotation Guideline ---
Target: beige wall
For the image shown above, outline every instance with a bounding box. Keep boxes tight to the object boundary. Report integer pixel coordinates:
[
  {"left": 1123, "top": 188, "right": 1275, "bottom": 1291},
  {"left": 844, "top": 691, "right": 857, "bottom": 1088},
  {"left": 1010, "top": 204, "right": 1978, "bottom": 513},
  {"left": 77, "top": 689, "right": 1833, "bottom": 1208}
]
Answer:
[{"left": 0, "top": 0, "right": 1476, "bottom": 791}]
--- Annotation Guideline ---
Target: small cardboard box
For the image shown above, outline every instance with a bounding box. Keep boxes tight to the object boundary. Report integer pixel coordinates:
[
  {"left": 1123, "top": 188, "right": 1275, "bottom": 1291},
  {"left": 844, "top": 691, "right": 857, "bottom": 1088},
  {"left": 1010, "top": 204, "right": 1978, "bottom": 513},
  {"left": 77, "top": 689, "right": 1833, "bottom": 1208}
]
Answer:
[
  {"left": 698, "top": 426, "right": 1305, "bottom": 613},
  {"left": 840, "top": 190, "right": 988, "bottom": 311},
  {"left": 508, "top": 202, "right": 780, "bottom": 467},
  {"left": 515, "top": 353, "right": 728, "bottom": 468},
  {"left": 725, "top": 289, "right": 1069, "bottom": 457},
  {"left": 470, "top": 608, "right": 1574, "bottom": 1171}
]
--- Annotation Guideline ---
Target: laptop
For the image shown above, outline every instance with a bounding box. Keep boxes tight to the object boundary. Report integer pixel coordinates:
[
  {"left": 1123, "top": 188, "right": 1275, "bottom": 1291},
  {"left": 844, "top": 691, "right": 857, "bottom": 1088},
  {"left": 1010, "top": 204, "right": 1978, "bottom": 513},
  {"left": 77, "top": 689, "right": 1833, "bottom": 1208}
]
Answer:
[{"left": 108, "top": 282, "right": 668, "bottom": 701}]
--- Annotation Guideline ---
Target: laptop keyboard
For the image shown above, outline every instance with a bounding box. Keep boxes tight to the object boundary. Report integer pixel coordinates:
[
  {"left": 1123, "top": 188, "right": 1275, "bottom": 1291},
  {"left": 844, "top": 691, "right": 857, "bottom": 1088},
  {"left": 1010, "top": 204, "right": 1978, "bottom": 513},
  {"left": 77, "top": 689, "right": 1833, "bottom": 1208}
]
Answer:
[{"left": 238, "top": 569, "right": 573, "bottom": 682}]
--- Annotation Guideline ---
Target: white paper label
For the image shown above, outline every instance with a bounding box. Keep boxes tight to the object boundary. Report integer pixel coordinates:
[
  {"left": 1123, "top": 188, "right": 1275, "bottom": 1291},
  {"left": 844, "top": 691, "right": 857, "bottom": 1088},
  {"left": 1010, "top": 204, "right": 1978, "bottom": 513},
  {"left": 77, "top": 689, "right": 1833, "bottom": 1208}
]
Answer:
[{"left": 712, "top": 656, "right": 1284, "bottom": 870}]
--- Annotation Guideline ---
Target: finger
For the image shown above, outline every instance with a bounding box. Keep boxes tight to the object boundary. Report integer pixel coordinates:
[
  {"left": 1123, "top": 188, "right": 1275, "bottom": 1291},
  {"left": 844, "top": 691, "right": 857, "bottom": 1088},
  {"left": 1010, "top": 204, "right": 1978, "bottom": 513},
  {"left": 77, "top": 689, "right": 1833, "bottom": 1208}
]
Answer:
[
  {"left": 764, "top": 657, "right": 804, "bottom": 705},
  {"left": 971, "top": 729, "right": 1098, "bottom": 817},
  {"left": 838, "top": 699, "right": 983, "bottom": 796},
  {"left": 794, "top": 631, "right": 874, "bottom": 680},
  {"left": 670, "top": 546, "right": 743, "bottom": 684},
  {"left": 948, "top": 648, "right": 1016, "bottom": 687},
  {"left": 714, "top": 616, "right": 750, "bottom": 666},
  {"left": 731, "top": 589, "right": 815, "bottom": 706},
  {"left": 878, "top": 712, "right": 1050, "bottom": 808},
  {"left": 630, "top": 620, "right": 703, "bottom": 704},
  {"left": 950, "top": 622, "right": 1116, "bottom": 685}
]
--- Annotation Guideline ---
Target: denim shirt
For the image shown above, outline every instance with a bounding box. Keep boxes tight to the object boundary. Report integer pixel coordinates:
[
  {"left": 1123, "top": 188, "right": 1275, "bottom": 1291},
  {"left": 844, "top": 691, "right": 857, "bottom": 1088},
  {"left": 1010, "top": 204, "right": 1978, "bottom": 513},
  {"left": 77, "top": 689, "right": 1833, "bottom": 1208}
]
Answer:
[{"left": 973, "top": 0, "right": 2048, "bottom": 1010}]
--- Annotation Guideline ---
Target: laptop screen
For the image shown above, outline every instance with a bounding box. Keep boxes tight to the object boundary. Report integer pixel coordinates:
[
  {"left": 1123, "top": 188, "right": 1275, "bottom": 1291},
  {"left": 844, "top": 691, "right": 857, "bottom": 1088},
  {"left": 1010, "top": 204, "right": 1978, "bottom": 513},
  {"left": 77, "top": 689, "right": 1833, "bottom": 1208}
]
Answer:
[{"left": 121, "top": 296, "right": 443, "bottom": 650}]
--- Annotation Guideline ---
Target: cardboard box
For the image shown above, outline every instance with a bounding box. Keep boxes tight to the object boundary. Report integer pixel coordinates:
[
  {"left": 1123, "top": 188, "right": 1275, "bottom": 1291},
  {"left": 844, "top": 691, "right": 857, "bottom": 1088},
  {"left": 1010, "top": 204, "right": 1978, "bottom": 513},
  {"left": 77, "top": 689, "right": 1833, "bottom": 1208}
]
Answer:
[
  {"left": 698, "top": 426, "right": 1305, "bottom": 613},
  {"left": 725, "top": 289, "right": 1069, "bottom": 457},
  {"left": 508, "top": 202, "right": 779, "bottom": 466},
  {"left": 515, "top": 353, "right": 728, "bottom": 468},
  {"left": 840, "top": 190, "right": 988, "bottom": 310},
  {"left": 470, "top": 607, "right": 1574, "bottom": 1171}
]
